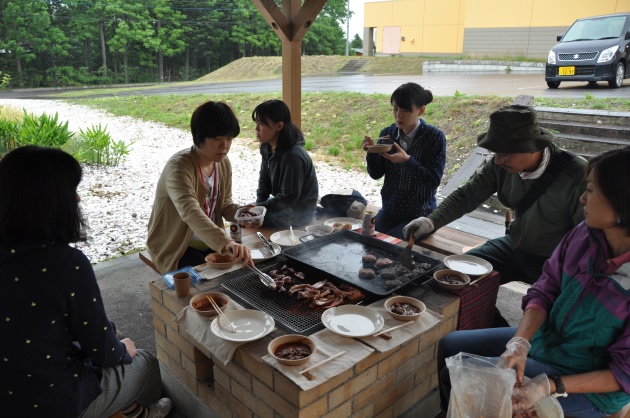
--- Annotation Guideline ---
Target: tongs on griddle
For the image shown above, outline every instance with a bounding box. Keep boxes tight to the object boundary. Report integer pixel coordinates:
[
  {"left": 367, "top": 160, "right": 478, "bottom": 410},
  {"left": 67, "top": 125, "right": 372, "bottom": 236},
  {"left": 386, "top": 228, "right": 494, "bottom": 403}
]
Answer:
[{"left": 247, "top": 264, "right": 276, "bottom": 290}]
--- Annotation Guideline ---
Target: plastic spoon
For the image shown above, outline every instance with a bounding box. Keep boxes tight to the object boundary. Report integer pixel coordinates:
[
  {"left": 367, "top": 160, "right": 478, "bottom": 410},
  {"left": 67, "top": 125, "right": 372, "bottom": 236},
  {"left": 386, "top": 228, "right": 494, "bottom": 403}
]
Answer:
[{"left": 290, "top": 226, "right": 298, "bottom": 246}]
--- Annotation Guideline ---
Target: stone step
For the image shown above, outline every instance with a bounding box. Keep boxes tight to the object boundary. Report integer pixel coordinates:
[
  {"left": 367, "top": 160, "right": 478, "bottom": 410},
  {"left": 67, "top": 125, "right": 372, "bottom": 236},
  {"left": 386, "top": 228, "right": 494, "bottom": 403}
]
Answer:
[
  {"left": 534, "top": 106, "right": 630, "bottom": 127},
  {"left": 554, "top": 132, "right": 630, "bottom": 147},
  {"left": 339, "top": 59, "right": 370, "bottom": 72},
  {"left": 539, "top": 119, "right": 630, "bottom": 141}
]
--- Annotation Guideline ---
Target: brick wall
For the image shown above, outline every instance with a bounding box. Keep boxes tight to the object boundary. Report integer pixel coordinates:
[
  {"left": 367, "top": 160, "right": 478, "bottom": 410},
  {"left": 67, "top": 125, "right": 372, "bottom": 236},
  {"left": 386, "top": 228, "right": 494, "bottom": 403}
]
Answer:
[{"left": 150, "top": 279, "right": 459, "bottom": 417}]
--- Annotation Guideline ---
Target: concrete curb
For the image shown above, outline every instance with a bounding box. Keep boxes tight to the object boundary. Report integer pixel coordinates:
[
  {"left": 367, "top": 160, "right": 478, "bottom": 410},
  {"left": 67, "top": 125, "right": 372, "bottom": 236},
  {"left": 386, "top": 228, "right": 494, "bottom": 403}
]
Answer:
[{"left": 423, "top": 60, "right": 545, "bottom": 73}]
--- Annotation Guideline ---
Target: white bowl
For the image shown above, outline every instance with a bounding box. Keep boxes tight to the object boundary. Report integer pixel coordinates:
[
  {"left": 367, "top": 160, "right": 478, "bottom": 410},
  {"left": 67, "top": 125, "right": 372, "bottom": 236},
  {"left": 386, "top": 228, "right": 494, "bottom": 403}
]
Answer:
[
  {"left": 305, "top": 224, "right": 334, "bottom": 236},
  {"left": 270, "top": 230, "right": 309, "bottom": 247}
]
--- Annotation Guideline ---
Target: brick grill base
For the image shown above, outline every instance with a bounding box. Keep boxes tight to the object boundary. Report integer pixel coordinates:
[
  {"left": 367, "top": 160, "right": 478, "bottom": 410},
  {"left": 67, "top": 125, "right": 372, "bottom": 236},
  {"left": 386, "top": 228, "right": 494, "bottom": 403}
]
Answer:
[{"left": 150, "top": 279, "right": 460, "bottom": 418}]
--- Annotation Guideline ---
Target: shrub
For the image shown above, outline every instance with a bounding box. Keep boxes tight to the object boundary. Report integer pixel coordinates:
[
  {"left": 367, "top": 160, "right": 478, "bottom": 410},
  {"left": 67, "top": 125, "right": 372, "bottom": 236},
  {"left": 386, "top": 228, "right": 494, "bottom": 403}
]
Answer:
[
  {"left": 17, "top": 111, "right": 74, "bottom": 148},
  {"left": 0, "top": 119, "right": 20, "bottom": 156},
  {"left": 0, "top": 110, "right": 127, "bottom": 166},
  {"left": 65, "top": 124, "right": 131, "bottom": 166}
]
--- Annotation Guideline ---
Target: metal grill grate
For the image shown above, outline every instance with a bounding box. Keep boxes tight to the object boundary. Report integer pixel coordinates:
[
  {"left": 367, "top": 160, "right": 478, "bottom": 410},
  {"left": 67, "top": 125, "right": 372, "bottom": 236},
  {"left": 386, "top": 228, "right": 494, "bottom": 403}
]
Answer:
[{"left": 222, "top": 263, "right": 327, "bottom": 334}]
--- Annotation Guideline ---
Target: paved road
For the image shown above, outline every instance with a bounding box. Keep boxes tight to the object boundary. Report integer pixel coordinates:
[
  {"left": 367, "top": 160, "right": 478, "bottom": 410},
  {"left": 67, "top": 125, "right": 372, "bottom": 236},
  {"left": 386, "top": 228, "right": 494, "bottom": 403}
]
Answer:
[{"left": 2, "top": 72, "right": 629, "bottom": 99}]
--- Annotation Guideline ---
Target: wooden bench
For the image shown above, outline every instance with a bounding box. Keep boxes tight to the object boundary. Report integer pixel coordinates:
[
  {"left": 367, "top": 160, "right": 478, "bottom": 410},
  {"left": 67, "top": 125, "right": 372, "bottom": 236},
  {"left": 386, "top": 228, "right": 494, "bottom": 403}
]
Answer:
[{"left": 138, "top": 251, "right": 160, "bottom": 275}]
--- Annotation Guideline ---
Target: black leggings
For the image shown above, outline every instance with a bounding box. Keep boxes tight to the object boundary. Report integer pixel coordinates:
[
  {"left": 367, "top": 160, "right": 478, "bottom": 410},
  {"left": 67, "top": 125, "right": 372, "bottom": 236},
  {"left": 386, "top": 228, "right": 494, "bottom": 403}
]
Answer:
[{"left": 177, "top": 246, "right": 214, "bottom": 270}]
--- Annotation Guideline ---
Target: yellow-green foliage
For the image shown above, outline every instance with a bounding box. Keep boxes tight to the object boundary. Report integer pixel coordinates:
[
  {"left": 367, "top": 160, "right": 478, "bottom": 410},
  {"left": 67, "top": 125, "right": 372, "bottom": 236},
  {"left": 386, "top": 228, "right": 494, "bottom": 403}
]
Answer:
[{"left": 0, "top": 105, "right": 25, "bottom": 122}]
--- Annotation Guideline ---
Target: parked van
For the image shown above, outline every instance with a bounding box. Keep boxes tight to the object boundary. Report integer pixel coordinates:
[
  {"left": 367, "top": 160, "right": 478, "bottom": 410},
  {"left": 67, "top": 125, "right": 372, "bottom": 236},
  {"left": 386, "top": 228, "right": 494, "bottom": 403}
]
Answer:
[{"left": 545, "top": 13, "right": 630, "bottom": 89}]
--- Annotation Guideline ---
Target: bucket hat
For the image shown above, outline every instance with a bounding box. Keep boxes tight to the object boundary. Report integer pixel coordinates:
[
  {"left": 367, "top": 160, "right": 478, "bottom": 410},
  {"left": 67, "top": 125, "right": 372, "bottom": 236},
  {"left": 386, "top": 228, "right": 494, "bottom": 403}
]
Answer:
[{"left": 477, "top": 105, "right": 554, "bottom": 153}]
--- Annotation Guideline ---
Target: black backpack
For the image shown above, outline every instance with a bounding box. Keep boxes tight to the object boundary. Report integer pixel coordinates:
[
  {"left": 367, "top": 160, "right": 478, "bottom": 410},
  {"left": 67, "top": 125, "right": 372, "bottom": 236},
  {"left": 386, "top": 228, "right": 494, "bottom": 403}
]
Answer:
[{"left": 319, "top": 189, "right": 368, "bottom": 218}]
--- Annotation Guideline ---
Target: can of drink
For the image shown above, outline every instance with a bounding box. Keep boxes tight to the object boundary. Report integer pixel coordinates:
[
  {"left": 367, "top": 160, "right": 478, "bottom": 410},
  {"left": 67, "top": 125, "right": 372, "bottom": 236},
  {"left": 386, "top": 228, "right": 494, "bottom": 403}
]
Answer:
[
  {"left": 229, "top": 222, "right": 242, "bottom": 243},
  {"left": 361, "top": 210, "right": 376, "bottom": 236}
]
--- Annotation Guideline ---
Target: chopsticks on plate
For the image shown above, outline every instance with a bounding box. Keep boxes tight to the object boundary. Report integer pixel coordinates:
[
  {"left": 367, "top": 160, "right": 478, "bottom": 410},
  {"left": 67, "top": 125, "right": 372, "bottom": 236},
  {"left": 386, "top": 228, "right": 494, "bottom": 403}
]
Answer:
[
  {"left": 300, "top": 351, "right": 346, "bottom": 380},
  {"left": 207, "top": 296, "right": 237, "bottom": 333},
  {"left": 372, "top": 321, "right": 414, "bottom": 340}
]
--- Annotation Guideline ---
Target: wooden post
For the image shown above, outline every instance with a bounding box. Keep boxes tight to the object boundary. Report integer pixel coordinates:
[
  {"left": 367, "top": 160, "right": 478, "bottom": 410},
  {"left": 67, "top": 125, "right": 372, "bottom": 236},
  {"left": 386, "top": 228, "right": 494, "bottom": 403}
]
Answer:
[
  {"left": 282, "top": 41, "right": 302, "bottom": 128},
  {"left": 251, "top": 0, "right": 327, "bottom": 129}
]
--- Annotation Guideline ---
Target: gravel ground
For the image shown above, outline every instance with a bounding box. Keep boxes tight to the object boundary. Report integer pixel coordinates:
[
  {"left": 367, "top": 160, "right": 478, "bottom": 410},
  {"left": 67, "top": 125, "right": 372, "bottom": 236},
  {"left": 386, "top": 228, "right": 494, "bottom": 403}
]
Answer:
[{"left": 0, "top": 99, "right": 382, "bottom": 264}]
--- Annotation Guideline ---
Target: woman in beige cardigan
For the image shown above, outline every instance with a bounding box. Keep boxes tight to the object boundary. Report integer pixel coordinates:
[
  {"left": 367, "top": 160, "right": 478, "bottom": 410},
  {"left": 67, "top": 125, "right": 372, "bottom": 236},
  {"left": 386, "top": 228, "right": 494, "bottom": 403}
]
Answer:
[{"left": 147, "top": 101, "right": 252, "bottom": 274}]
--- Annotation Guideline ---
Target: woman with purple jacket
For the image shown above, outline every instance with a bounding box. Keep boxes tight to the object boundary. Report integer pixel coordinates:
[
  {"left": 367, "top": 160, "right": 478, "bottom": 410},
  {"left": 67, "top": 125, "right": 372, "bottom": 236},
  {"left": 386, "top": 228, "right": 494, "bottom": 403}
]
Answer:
[{"left": 437, "top": 147, "right": 630, "bottom": 417}]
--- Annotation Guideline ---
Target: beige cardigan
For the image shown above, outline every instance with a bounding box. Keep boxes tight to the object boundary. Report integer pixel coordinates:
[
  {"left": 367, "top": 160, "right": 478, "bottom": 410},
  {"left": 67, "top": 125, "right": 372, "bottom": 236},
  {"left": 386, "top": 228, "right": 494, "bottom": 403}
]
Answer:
[{"left": 147, "top": 147, "right": 240, "bottom": 274}]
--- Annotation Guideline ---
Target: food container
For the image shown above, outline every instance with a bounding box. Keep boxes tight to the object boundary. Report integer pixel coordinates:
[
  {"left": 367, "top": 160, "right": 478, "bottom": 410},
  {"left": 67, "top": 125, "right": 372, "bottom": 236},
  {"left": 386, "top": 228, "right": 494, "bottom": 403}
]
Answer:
[
  {"left": 189, "top": 292, "right": 230, "bottom": 317},
  {"left": 267, "top": 334, "right": 316, "bottom": 366},
  {"left": 433, "top": 269, "right": 471, "bottom": 290},
  {"left": 305, "top": 224, "right": 334, "bottom": 237},
  {"left": 384, "top": 295, "right": 426, "bottom": 321},
  {"left": 234, "top": 206, "right": 267, "bottom": 228},
  {"left": 204, "top": 252, "right": 239, "bottom": 269}
]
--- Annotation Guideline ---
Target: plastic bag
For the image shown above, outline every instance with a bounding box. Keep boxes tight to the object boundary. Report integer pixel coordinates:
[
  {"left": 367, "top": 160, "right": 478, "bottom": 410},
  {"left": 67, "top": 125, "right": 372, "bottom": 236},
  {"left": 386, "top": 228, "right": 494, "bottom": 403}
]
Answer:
[
  {"left": 446, "top": 352, "right": 516, "bottom": 418},
  {"left": 162, "top": 266, "right": 202, "bottom": 289}
]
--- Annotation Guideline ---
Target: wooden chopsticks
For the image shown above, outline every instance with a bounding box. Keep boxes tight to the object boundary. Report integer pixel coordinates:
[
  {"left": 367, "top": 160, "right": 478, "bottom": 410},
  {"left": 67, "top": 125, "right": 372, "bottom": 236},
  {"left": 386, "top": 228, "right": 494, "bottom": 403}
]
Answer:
[
  {"left": 207, "top": 296, "right": 236, "bottom": 333},
  {"left": 299, "top": 351, "right": 346, "bottom": 380},
  {"left": 372, "top": 321, "right": 414, "bottom": 340}
]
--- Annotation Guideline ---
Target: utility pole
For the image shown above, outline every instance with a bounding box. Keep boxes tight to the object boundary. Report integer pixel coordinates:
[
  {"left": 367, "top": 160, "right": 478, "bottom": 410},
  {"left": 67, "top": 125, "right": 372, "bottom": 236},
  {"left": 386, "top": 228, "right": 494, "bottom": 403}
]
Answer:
[{"left": 345, "top": 0, "right": 350, "bottom": 56}]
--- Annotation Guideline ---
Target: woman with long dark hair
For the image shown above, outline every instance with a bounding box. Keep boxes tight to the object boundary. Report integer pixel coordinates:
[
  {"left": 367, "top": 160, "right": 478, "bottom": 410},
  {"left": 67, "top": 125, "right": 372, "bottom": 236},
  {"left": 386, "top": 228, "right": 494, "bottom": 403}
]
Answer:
[
  {"left": 0, "top": 146, "right": 170, "bottom": 418},
  {"left": 252, "top": 99, "right": 319, "bottom": 228}
]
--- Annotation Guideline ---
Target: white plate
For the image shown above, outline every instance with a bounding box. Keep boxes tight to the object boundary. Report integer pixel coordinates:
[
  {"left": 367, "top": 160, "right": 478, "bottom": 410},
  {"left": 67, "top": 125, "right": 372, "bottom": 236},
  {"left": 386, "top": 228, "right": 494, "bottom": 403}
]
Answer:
[
  {"left": 210, "top": 309, "right": 275, "bottom": 342},
  {"left": 443, "top": 255, "right": 493, "bottom": 277},
  {"left": 321, "top": 305, "right": 385, "bottom": 337},
  {"left": 270, "top": 230, "right": 309, "bottom": 247},
  {"left": 324, "top": 217, "right": 362, "bottom": 231},
  {"left": 244, "top": 241, "right": 282, "bottom": 261}
]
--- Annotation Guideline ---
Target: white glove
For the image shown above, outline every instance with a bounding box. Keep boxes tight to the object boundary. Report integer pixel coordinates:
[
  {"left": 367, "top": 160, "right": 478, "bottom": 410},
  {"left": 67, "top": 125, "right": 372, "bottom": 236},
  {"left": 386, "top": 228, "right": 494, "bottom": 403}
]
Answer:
[
  {"left": 402, "top": 217, "right": 434, "bottom": 240},
  {"left": 512, "top": 374, "right": 550, "bottom": 413},
  {"left": 498, "top": 336, "right": 531, "bottom": 383}
]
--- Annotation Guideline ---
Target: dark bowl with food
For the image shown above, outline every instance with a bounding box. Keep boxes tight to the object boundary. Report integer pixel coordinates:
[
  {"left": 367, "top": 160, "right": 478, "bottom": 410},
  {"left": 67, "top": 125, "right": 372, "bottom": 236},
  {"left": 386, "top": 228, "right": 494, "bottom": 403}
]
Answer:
[
  {"left": 189, "top": 292, "right": 230, "bottom": 317},
  {"left": 384, "top": 295, "right": 426, "bottom": 321},
  {"left": 267, "top": 334, "right": 316, "bottom": 366},
  {"left": 433, "top": 269, "right": 470, "bottom": 290}
]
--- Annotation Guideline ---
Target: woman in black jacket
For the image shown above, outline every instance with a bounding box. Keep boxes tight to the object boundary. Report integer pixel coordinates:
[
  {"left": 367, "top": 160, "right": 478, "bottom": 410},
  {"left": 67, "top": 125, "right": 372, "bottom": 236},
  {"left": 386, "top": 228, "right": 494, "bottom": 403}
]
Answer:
[
  {"left": 252, "top": 100, "right": 319, "bottom": 228},
  {"left": 0, "top": 146, "right": 170, "bottom": 418}
]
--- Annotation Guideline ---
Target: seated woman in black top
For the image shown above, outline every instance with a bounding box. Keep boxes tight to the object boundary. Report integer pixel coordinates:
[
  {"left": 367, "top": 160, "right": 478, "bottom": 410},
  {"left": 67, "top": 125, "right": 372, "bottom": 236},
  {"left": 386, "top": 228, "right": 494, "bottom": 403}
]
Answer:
[
  {"left": 252, "top": 99, "right": 319, "bottom": 228},
  {"left": 0, "top": 146, "right": 170, "bottom": 418}
]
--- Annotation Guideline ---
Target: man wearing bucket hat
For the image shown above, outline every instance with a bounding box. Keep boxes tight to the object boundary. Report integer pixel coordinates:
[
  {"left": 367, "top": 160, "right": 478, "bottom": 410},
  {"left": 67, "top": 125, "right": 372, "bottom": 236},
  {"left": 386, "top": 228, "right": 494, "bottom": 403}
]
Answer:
[{"left": 403, "top": 105, "right": 587, "bottom": 326}]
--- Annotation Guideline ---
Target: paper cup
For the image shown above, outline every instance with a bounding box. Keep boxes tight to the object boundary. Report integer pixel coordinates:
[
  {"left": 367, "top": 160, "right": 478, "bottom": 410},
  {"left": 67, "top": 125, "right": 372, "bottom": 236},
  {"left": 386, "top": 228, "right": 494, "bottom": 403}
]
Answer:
[{"left": 173, "top": 272, "right": 191, "bottom": 297}]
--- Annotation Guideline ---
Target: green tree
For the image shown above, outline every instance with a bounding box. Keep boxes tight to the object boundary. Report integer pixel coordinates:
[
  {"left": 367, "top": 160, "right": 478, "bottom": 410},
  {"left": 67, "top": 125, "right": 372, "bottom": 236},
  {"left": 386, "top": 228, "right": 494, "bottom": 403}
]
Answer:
[
  {"left": 150, "top": 0, "right": 186, "bottom": 82},
  {"left": 1, "top": 0, "right": 68, "bottom": 87},
  {"left": 303, "top": 0, "right": 348, "bottom": 55},
  {"left": 350, "top": 34, "right": 362, "bottom": 49},
  {"left": 107, "top": 0, "right": 156, "bottom": 83}
]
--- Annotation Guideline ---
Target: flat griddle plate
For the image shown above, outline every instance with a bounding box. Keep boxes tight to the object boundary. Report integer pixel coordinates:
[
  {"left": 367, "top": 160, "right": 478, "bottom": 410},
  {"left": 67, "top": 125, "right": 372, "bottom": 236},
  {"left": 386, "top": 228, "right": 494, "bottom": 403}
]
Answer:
[{"left": 282, "top": 230, "right": 441, "bottom": 296}]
